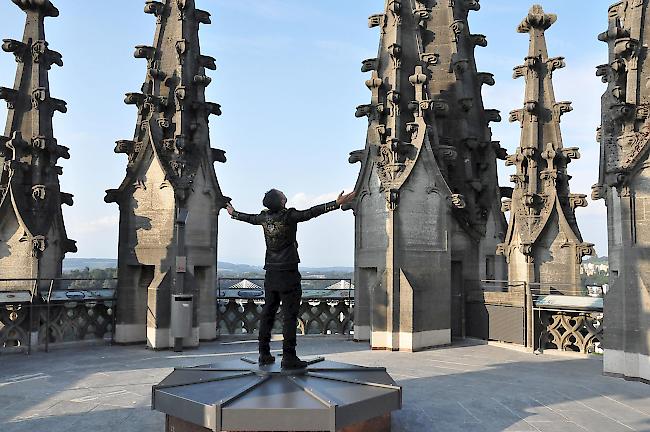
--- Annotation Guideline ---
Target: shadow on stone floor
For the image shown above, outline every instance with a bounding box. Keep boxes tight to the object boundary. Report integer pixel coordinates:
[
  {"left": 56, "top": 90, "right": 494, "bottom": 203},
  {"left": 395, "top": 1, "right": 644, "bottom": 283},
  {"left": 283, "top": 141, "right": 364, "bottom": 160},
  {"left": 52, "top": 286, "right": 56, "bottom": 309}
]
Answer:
[{"left": 1, "top": 338, "right": 650, "bottom": 432}]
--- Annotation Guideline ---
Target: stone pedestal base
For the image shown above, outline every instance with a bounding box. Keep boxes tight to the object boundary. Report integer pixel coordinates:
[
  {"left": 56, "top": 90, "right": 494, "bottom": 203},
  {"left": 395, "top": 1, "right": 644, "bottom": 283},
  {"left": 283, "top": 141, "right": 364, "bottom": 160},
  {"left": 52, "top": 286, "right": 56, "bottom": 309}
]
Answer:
[
  {"left": 154, "top": 358, "right": 400, "bottom": 432},
  {"left": 166, "top": 413, "right": 392, "bottom": 432}
]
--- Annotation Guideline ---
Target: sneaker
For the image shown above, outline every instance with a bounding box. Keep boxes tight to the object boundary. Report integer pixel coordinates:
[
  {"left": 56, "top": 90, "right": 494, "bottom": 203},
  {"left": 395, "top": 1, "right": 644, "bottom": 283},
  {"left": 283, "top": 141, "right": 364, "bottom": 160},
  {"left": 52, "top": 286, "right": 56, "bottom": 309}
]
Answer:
[
  {"left": 258, "top": 353, "right": 276, "bottom": 365},
  {"left": 281, "top": 355, "right": 308, "bottom": 370}
]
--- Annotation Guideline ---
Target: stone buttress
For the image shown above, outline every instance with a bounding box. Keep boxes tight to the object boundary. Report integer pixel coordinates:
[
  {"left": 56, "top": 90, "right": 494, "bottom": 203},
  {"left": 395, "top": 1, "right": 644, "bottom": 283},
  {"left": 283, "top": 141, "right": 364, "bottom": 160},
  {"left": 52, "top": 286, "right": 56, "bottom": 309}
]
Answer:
[
  {"left": 347, "top": 0, "right": 505, "bottom": 350},
  {"left": 497, "top": 6, "right": 594, "bottom": 291},
  {"left": 105, "top": 0, "right": 226, "bottom": 349},
  {"left": 0, "top": 0, "right": 76, "bottom": 293},
  {"left": 595, "top": 0, "right": 650, "bottom": 383}
]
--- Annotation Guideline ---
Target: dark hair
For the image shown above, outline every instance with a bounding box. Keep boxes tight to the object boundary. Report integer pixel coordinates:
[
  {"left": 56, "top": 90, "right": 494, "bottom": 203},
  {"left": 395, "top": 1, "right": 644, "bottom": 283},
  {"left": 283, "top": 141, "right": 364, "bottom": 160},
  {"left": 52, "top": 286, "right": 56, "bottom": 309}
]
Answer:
[{"left": 263, "top": 189, "right": 284, "bottom": 211}]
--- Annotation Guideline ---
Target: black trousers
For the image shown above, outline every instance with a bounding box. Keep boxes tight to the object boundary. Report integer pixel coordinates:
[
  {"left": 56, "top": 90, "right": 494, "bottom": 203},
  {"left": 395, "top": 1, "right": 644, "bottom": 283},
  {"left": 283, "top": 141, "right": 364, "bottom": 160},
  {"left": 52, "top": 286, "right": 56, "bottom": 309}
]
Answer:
[{"left": 258, "top": 270, "right": 302, "bottom": 351}]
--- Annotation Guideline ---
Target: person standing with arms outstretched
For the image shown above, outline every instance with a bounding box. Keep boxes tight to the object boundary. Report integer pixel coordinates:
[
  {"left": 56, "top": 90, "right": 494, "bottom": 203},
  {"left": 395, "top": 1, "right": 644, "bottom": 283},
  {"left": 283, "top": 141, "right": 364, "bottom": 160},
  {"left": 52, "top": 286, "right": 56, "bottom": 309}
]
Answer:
[{"left": 226, "top": 189, "right": 356, "bottom": 369}]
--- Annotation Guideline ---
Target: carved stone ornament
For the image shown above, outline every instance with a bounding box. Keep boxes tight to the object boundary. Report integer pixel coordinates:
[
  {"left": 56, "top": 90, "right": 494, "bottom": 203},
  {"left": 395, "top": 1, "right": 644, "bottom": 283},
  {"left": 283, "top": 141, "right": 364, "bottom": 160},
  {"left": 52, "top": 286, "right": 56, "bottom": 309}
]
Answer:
[
  {"left": 361, "top": 58, "right": 379, "bottom": 72},
  {"left": 517, "top": 5, "right": 557, "bottom": 33},
  {"left": 568, "top": 194, "right": 588, "bottom": 209},
  {"left": 509, "top": 109, "right": 525, "bottom": 124},
  {"left": 31, "top": 87, "right": 47, "bottom": 109},
  {"left": 461, "top": 0, "right": 481, "bottom": 12},
  {"left": 134, "top": 45, "right": 156, "bottom": 61},
  {"left": 575, "top": 243, "right": 595, "bottom": 264},
  {"left": 368, "top": 14, "right": 386, "bottom": 29},
  {"left": 11, "top": 0, "right": 59, "bottom": 17},
  {"left": 595, "top": 64, "right": 611, "bottom": 83},
  {"left": 175, "top": 39, "right": 187, "bottom": 64},
  {"left": 144, "top": 1, "right": 165, "bottom": 20},
  {"left": 561, "top": 147, "right": 581, "bottom": 161},
  {"left": 591, "top": 184, "right": 605, "bottom": 200},
  {"left": 449, "top": 194, "right": 466, "bottom": 209},
  {"left": 420, "top": 52, "right": 440, "bottom": 67},
  {"left": 485, "top": 109, "right": 501, "bottom": 123},
  {"left": 2, "top": 38, "right": 27, "bottom": 62},
  {"left": 199, "top": 55, "right": 217, "bottom": 70},
  {"left": 519, "top": 242, "right": 534, "bottom": 257},
  {"left": 414, "top": 7, "right": 431, "bottom": 26},
  {"left": 0, "top": 87, "right": 18, "bottom": 109},
  {"left": 114, "top": 140, "right": 135, "bottom": 154},
  {"left": 553, "top": 101, "right": 573, "bottom": 122},
  {"left": 450, "top": 20, "right": 465, "bottom": 42},
  {"left": 31, "top": 235, "right": 47, "bottom": 257},
  {"left": 547, "top": 57, "right": 566, "bottom": 77},
  {"left": 470, "top": 34, "right": 488, "bottom": 48},
  {"left": 478, "top": 72, "right": 495, "bottom": 86},
  {"left": 31, "top": 184, "right": 46, "bottom": 200},
  {"left": 613, "top": 38, "right": 638, "bottom": 58},
  {"left": 195, "top": 9, "right": 211, "bottom": 25}
]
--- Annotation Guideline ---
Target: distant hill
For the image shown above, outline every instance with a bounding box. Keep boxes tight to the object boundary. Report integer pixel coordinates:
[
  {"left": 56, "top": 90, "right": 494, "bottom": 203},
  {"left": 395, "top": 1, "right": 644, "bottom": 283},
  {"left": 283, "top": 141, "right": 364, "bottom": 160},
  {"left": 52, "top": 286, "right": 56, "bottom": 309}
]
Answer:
[
  {"left": 63, "top": 258, "right": 117, "bottom": 271},
  {"left": 583, "top": 256, "right": 608, "bottom": 264},
  {"left": 63, "top": 258, "right": 352, "bottom": 274}
]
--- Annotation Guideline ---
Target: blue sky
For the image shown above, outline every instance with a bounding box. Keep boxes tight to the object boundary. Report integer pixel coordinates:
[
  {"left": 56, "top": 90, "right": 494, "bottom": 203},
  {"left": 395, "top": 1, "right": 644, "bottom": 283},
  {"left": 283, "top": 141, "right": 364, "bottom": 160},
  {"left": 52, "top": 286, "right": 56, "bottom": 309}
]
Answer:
[{"left": 0, "top": 0, "right": 610, "bottom": 266}]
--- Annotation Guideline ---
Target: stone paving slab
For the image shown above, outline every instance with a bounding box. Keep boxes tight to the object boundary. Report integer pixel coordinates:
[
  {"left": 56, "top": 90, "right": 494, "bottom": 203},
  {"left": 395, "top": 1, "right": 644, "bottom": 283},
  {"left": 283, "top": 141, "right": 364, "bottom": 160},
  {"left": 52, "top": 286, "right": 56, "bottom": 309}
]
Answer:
[{"left": 1, "top": 337, "right": 650, "bottom": 432}]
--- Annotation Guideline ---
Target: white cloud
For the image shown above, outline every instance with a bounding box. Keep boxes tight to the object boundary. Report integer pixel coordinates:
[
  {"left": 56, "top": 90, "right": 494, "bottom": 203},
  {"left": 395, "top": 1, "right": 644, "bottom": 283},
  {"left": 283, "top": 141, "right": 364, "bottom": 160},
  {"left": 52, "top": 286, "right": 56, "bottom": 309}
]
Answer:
[
  {"left": 70, "top": 215, "right": 119, "bottom": 235},
  {"left": 288, "top": 188, "right": 355, "bottom": 209}
]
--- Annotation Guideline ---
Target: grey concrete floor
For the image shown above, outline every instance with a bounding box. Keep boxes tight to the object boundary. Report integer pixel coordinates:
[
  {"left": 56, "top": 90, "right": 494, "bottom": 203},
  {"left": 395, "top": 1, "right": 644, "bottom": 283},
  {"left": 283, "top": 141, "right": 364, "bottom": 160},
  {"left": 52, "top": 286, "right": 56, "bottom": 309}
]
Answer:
[{"left": 1, "top": 337, "right": 650, "bottom": 432}]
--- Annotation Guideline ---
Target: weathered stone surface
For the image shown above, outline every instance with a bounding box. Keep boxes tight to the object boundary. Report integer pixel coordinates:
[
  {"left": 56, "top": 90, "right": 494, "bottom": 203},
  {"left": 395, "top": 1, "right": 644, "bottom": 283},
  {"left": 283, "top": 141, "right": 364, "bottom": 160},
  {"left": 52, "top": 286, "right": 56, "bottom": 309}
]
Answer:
[
  {"left": 0, "top": 0, "right": 76, "bottom": 292},
  {"left": 496, "top": 5, "right": 593, "bottom": 292},
  {"left": 348, "top": 0, "right": 505, "bottom": 350},
  {"left": 595, "top": 0, "right": 650, "bottom": 384},
  {"left": 106, "top": 0, "right": 226, "bottom": 349}
]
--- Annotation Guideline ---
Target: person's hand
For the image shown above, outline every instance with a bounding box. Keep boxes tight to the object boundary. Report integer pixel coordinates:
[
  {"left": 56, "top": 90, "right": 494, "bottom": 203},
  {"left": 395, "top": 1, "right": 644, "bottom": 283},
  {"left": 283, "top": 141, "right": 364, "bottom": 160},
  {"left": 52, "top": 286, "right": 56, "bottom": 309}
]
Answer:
[
  {"left": 336, "top": 190, "right": 356, "bottom": 207},
  {"left": 226, "top": 203, "right": 234, "bottom": 216}
]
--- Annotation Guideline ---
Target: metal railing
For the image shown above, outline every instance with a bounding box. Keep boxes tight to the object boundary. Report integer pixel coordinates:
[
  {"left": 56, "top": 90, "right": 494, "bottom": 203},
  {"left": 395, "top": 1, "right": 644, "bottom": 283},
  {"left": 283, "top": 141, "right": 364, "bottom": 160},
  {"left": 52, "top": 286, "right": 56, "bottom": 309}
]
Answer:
[
  {"left": 216, "top": 278, "right": 355, "bottom": 337},
  {"left": 0, "top": 278, "right": 117, "bottom": 354},
  {"left": 468, "top": 280, "right": 604, "bottom": 354}
]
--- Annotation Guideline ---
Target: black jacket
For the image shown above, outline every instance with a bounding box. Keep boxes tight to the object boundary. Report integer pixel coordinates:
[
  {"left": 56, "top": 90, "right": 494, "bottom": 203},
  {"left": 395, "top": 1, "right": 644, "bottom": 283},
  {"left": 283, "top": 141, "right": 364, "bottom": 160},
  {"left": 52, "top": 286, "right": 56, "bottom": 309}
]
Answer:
[{"left": 231, "top": 201, "right": 339, "bottom": 270}]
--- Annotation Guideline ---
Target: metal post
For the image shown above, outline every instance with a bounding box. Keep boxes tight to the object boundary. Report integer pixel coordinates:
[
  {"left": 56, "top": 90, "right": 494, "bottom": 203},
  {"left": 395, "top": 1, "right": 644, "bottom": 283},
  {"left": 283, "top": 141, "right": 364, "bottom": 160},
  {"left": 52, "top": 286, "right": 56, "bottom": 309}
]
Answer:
[
  {"left": 111, "top": 283, "right": 117, "bottom": 346},
  {"left": 27, "top": 278, "right": 38, "bottom": 356},
  {"left": 525, "top": 282, "right": 533, "bottom": 349},
  {"left": 216, "top": 277, "right": 221, "bottom": 339},
  {"left": 45, "top": 280, "right": 54, "bottom": 353}
]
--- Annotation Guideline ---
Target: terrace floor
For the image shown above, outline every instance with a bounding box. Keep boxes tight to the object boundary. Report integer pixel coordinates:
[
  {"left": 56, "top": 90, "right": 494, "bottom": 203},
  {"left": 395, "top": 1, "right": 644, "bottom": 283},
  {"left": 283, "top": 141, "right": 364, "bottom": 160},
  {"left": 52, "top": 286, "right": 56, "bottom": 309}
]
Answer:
[{"left": 1, "top": 337, "right": 650, "bottom": 432}]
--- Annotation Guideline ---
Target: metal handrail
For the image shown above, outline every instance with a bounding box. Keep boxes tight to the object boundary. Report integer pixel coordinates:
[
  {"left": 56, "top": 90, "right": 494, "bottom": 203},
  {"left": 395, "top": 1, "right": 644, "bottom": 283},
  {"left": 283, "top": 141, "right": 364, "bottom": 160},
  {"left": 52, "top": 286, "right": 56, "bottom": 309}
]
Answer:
[
  {"left": 215, "top": 278, "right": 354, "bottom": 339},
  {"left": 1, "top": 278, "right": 118, "bottom": 354}
]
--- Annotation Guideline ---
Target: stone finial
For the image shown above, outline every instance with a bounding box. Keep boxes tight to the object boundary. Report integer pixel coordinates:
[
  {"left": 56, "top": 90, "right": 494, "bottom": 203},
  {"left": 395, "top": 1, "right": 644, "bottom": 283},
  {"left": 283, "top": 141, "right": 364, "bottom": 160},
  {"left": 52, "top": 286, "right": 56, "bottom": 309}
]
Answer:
[
  {"left": 517, "top": 5, "right": 557, "bottom": 33},
  {"left": 11, "top": 0, "right": 59, "bottom": 16}
]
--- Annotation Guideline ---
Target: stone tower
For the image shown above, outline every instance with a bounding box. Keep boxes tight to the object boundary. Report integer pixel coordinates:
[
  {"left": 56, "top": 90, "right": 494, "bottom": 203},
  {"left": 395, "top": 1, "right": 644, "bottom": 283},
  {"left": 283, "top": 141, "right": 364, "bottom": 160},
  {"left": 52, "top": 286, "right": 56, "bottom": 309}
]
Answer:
[
  {"left": 348, "top": 0, "right": 506, "bottom": 350},
  {"left": 595, "top": 0, "right": 650, "bottom": 383},
  {"left": 105, "top": 0, "right": 226, "bottom": 349},
  {"left": 420, "top": 0, "right": 508, "bottom": 311},
  {"left": 0, "top": 0, "right": 76, "bottom": 292},
  {"left": 497, "top": 6, "right": 594, "bottom": 289}
]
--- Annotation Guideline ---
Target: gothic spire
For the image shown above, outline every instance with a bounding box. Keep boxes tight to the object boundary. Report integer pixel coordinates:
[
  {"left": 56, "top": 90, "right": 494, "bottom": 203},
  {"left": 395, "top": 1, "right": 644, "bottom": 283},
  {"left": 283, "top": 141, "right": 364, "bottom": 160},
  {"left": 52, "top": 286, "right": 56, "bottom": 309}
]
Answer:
[
  {"left": 348, "top": 0, "right": 504, "bottom": 351},
  {"left": 106, "top": 0, "right": 225, "bottom": 205},
  {"left": 0, "top": 0, "right": 75, "bottom": 283},
  {"left": 106, "top": 0, "right": 225, "bottom": 348},
  {"left": 350, "top": 0, "right": 456, "bottom": 209},
  {"left": 594, "top": 0, "right": 650, "bottom": 385},
  {"left": 417, "top": 0, "right": 506, "bottom": 239},
  {"left": 497, "top": 5, "right": 593, "bottom": 285}
]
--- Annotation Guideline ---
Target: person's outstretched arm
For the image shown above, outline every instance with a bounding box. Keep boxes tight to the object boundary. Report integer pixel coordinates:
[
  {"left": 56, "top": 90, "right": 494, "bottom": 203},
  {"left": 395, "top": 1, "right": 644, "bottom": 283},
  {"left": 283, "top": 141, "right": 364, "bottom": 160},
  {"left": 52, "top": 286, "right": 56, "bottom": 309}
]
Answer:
[
  {"left": 226, "top": 202, "right": 263, "bottom": 225},
  {"left": 289, "top": 191, "right": 356, "bottom": 223}
]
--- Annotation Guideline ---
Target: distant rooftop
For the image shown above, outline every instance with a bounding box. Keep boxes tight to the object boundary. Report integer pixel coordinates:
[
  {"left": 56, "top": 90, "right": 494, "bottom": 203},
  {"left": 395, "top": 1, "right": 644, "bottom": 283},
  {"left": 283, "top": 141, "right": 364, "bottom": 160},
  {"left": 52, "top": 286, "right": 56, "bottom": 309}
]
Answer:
[{"left": 228, "top": 279, "right": 262, "bottom": 290}]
